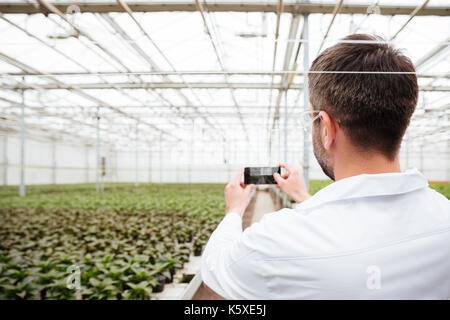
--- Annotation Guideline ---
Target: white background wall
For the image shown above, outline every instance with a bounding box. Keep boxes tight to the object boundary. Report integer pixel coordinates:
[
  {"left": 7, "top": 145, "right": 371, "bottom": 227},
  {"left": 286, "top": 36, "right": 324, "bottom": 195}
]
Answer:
[{"left": 1, "top": 132, "right": 449, "bottom": 186}]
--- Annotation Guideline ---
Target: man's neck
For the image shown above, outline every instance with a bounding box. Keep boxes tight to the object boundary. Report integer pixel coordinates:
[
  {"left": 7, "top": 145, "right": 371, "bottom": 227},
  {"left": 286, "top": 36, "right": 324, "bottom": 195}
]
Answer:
[{"left": 334, "top": 150, "right": 401, "bottom": 181}]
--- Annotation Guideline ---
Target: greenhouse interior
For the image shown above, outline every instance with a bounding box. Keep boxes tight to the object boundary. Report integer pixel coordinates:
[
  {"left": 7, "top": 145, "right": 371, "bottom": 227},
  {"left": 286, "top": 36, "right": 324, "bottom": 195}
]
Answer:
[{"left": 0, "top": 0, "right": 449, "bottom": 301}]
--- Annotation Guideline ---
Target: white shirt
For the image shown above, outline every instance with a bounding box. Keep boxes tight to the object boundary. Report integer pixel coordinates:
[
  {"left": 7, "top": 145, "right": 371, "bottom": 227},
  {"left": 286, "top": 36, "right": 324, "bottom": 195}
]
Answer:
[{"left": 201, "top": 168, "right": 450, "bottom": 299}]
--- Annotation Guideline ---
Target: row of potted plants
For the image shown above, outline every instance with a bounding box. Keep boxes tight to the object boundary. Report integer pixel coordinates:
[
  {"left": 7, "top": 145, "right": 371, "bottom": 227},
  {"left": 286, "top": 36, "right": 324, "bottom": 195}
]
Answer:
[{"left": 0, "top": 183, "right": 225, "bottom": 299}]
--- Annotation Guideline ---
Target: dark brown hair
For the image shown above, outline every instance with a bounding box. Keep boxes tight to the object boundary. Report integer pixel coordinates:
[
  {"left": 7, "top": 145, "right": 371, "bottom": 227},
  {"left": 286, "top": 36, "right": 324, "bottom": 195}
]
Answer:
[{"left": 308, "top": 34, "right": 418, "bottom": 159}]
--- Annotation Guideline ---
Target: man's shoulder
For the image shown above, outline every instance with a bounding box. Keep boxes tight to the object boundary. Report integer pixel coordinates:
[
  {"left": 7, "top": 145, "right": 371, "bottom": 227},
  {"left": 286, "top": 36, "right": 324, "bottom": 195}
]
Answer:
[
  {"left": 425, "top": 186, "right": 450, "bottom": 205},
  {"left": 241, "top": 190, "right": 450, "bottom": 261},
  {"left": 240, "top": 207, "right": 341, "bottom": 259}
]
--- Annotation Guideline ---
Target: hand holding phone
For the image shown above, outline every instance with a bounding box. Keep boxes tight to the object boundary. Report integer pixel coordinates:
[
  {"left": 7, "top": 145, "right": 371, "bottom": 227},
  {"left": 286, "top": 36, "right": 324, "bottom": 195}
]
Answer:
[
  {"left": 273, "top": 164, "right": 311, "bottom": 203},
  {"left": 225, "top": 170, "right": 255, "bottom": 217}
]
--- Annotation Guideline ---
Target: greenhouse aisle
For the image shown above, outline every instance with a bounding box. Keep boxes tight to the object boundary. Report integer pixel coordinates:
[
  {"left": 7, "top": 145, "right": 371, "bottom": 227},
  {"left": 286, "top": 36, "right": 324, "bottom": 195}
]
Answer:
[
  {"left": 250, "top": 189, "right": 279, "bottom": 225},
  {"left": 192, "top": 189, "right": 278, "bottom": 299}
]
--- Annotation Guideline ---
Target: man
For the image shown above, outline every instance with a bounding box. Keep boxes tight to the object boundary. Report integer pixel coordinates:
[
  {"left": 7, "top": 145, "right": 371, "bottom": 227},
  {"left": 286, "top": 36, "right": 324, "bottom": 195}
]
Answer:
[{"left": 201, "top": 34, "right": 450, "bottom": 299}]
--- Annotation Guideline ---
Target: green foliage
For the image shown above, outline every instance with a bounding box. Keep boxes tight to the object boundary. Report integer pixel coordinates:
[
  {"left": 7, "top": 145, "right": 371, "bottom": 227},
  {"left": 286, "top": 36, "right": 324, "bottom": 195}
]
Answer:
[
  {"left": 1, "top": 180, "right": 447, "bottom": 300},
  {"left": 0, "top": 183, "right": 224, "bottom": 300},
  {"left": 429, "top": 183, "right": 450, "bottom": 199},
  {"left": 309, "top": 180, "right": 333, "bottom": 195},
  {"left": 308, "top": 180, "right": 450, "bottom": 198},
  {"left": 0, "top": 183, "right": 225, "bottom": 217},
  {"left": 286, "top": 180, "right": 333, "bottom": 203},
  {"left": 292, "top": 180, "right": 450, "bottom": 201}
]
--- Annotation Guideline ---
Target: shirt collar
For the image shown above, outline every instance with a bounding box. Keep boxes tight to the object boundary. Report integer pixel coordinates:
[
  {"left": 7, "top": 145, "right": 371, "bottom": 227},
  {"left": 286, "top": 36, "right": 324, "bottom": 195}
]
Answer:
[{"left": 298, "top": 167, "right": 428, "bottom": 210}]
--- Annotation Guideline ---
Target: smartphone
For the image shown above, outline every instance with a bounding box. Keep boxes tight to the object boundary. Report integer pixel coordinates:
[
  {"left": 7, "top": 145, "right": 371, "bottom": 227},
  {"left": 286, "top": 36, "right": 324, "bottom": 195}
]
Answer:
[{"left": 244, "top": 167, "right": 281, "bottom": 185}]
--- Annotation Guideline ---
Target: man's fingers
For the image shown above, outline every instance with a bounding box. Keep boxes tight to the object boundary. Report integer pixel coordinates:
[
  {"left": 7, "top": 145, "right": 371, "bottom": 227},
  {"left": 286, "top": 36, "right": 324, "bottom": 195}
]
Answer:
[
  {"left": 273, "top": 172, "right": 285, "bottom": 185},
  {"left": 232, "top": 169, "right": 244, "bottom": 185},
  {"left": 245, "top": 184, "right": 255, "bottom": 194},
  {"left": 239, "top": 181, "right": 255, "bottom": 194},
  {"left": 279, "top": 163, "right": 296, "bottom": 174}
]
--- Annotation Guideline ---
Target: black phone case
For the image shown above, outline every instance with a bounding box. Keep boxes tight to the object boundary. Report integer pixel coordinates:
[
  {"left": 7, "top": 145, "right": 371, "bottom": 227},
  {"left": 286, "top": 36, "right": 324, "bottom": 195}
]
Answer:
[{"left": 244, "top": 167, "right": 280, "bottom": 185}]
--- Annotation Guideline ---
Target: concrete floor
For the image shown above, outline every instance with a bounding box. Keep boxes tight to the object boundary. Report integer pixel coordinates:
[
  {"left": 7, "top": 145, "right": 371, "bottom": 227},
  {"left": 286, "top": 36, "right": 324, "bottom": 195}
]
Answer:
[{"left": 250, "top": 189, "right": 278, "bottom": 224}]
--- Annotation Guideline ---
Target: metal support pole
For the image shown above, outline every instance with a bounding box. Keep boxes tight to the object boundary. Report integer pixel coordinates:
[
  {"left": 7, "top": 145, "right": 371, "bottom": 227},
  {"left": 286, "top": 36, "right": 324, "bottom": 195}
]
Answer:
[
  {"left": 189, "top": 120, "right": 194, "bottom": 184},
  {"left": 281, "top": 90, "right": 289, "bottom": 206},
  {"left": 268, "top": 130, "right": 272, "bottom": 164},
  {"left": 187, "top": 144, "right": 190, "bottom": 184},
  {"left": 226, "top": 141, "right": 230, "bottom": 181},
  {"left": 284, "top": 90, "right": 288, "bottom": 163},
  {"left": 51, "top": 137, "right": 56, "bottom": 184},
  {"left": 256, "top": 128, "right": 260, "bottom": 165},
  {"left": 202, "top": 144, "right": 205, "bottom": 183},
  {"left": 446, "top": 139, "right": 450, "bottom": 181},
  {"left": 278, "top": 126, "right": 281, "bottom": 164},
  {"left": 85, "top": 145, "right": 89, "bottom": 183},
  {"left": 175, "top": 147, "right": 179, "bottom": 183},
  {"left": 95, "top": 108, "right": 101, "bottom": 192},
  {"left": 113, "top": 149, "right": 118, "bottom": 183},
  {"left": 302, "top": 13, "right": 311, "bottom": 192},
  {"left": 223, "top": 141, "right": 227, "bottom": 182},
  {"left": 174, "top": 146, "right": 178, "bottom": 183},
  {"left": 169, "top": 146, "right": 172, "bottom": 183},
  {"left": 234, "top": 140, "right": 237, "bottom": 169},
  {"left": 159, "top": 133, "right": 163, "bottom": 184},
  {"left": 148, "top": 144, "right": 152, "bottom": 183},
  {"left": 112, "top": 149, "right": 115, "bottom": 183},
  {"left": 246, "top": 140, "right": 250, "bottom": 166},
  {"left": 135, "top": 124, "right": 139, "bottom": 187},
  {"left": 3, "top": 134, "right": 7, "bottom": 186},
  {"left": 19, "top": 88, "right": 25, "bottom": 197}
]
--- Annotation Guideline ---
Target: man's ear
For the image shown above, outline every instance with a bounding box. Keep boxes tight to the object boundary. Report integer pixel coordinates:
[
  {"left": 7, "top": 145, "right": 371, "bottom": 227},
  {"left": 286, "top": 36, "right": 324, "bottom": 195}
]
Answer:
[{"left": 319, "top": 111, "right": 337, "bottom": 150}]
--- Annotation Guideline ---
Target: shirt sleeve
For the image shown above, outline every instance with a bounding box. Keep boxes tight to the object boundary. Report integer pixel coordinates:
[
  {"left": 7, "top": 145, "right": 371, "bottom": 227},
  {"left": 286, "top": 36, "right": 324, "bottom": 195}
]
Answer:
[{"left": 200, "top": 212, "right": 270, "bottom": 299}]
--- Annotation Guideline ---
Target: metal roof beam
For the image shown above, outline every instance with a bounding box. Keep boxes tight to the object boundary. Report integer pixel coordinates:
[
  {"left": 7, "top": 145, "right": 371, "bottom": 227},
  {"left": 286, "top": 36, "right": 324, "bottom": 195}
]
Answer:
[
  {"left": 0, "top": 82, "right": 304, "bottom": 90},
  {"left": 0, "top": 12, "right": 181, "bottom": 124},
  {"left": 0, "top": 51, "right": 181, "bottom": 141},
  {"left": 267, "top": 0, "right": 284, "bottom": 128},
  {"left": 2, "top": 109, "right": 306, "bottom": 119},
  {"left": 0, "top": 96, "right": 147, "bottom": 142},
  {"left": 0, "top": 104, "right": 301, "bottom": 110},
  {"left": 390, "top": 0, "right": 430, "bottom": 40},
  {"left": 115, "top": 0, "right": 226, "bottom": 136},
  {"left": 35, "top": 0, "right": 196, "bottom": 129},
  {"left": 2, "top": 70, "right": 447, "bottom": 78},
  {"left": 316, "top": 0, "right": 344, "bottom": 54},
  {"left": 0, "top": 2, "right": 448, "bottom": 15},
  {"left": 100, "top": 13, "right": 226, "bottom": 139},
  {"left": 3, "top": 83, "right": 447, "bottom": 91},
  {"left": 415, "top": 35, "right": 450, "bottom": 69},
  {"left": 195, "top": 0, "right": 248, "bottom": 140}
]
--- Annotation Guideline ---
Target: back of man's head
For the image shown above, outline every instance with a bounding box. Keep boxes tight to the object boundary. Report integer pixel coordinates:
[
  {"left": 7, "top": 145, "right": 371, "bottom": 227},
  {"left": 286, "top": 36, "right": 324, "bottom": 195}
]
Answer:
[{"left": 308, "top": 34, "right": 418, "bottom": 160}]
